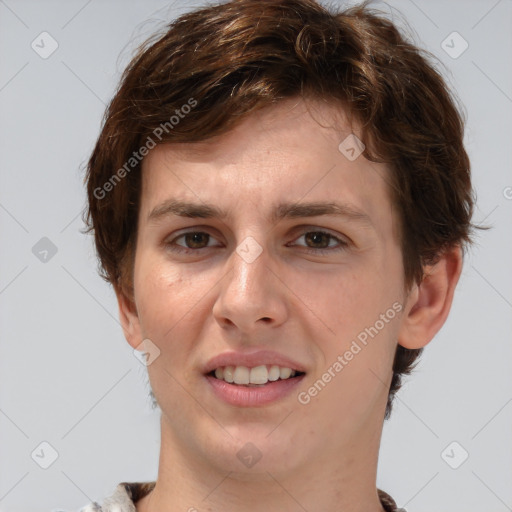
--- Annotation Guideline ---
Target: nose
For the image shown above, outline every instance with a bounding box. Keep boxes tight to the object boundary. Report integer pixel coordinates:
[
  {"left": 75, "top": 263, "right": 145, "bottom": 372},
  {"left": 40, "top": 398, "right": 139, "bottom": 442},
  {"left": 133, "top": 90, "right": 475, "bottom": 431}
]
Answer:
[{"left": 212, "top": 238, "right": 288, "bottom": 334}]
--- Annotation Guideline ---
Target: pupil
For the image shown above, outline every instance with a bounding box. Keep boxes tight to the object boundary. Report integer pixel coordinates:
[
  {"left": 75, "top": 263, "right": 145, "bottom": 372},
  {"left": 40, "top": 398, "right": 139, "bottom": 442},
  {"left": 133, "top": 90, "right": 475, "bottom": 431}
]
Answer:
[
  {"left": 186, "top": 233, "right": 208, "bottom": 248},
  {"left": 307, "top": 232, "right": 328, "bottom": 248}
]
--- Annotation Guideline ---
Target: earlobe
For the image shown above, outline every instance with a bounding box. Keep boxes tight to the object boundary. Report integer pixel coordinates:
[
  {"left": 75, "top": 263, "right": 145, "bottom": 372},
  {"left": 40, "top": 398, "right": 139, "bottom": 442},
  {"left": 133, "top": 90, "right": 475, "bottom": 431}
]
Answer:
[
  {"left": 397, "top": 246, "right": 463, "bottom": 350},
  {"left": 114, "top": 285, "right": 143, "bottom": 350}
]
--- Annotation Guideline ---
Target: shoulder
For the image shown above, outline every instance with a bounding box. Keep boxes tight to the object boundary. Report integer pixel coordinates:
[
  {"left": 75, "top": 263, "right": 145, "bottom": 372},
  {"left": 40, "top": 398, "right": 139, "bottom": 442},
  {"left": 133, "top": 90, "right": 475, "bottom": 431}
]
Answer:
[
  {"left": 378, "top": 488, "right": 407, "bottom": 512},
  {"left": 78, "top": 482, "right": 156, "bottom": 512}
]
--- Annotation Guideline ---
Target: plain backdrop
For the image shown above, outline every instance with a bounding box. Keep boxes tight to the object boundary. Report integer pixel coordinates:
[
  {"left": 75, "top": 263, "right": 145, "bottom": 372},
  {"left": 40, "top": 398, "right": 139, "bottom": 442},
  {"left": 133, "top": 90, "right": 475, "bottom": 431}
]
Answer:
[{"left": 0, "top": 1, "right": 511, "bottom": 511}]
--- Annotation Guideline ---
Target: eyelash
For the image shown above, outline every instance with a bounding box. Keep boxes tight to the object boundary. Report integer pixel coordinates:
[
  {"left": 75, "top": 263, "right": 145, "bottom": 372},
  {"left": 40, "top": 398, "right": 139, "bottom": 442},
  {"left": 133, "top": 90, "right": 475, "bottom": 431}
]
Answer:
[{"left": 164, "top": 229, "right": 349, "bottom": 256}]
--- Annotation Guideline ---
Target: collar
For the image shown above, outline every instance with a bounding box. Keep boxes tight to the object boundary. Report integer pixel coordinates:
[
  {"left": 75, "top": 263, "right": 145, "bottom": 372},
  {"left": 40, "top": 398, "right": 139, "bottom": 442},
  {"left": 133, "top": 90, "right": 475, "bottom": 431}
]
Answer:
[{"left": 83, "top": 481, "right": 406, "bottom": 512}]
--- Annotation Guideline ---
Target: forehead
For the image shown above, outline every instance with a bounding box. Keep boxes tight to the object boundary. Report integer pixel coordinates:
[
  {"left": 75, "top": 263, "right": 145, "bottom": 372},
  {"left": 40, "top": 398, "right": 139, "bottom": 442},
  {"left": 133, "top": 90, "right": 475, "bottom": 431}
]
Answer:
[
  {"left": 139, "top": 98, "right": 397, "bottom": 236},
  {"left": 146, "top": 98, "right": 353, "bottom": 166}
]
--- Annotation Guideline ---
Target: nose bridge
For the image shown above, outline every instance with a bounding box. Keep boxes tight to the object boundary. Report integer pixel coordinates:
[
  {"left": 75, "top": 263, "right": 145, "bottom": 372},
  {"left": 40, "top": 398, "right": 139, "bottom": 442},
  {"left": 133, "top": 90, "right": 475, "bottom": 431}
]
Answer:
[
  {"left": 213, "top": 233, "right": 287, "bottom": 329},
  {"left": 227, "top": 235, "right": 269, "bottom": 304},
  {"left": 224, "top": 200, "right": 269, "bottom": 293}
]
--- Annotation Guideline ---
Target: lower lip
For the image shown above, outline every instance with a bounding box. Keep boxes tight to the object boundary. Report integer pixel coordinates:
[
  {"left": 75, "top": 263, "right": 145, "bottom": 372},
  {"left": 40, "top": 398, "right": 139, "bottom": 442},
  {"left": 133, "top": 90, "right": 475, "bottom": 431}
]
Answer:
[{"left": 205, "top": 374, "right": 305, "bottom": 407}]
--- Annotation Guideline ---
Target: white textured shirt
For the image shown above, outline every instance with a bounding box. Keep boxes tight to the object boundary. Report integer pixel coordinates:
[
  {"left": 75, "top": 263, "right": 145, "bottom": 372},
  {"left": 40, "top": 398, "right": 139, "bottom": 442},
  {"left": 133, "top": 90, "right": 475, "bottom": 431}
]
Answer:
[{"left": 79, "top": 481, "right": 406, "bottom": 512}]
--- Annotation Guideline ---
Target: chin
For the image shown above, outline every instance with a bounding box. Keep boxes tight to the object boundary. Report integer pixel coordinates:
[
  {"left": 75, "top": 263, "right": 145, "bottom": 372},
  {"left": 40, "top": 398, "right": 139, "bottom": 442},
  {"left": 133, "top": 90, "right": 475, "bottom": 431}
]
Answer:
[{"left": 198, "top": 424, "right": 306, "bottom": 476}]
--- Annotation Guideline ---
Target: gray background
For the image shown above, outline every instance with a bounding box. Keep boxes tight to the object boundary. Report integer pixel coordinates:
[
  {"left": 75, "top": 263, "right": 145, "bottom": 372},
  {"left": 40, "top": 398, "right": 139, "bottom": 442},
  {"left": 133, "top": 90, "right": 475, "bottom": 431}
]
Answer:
[{"left": 0, "top": 0, "right": 511, "bottom": 511}]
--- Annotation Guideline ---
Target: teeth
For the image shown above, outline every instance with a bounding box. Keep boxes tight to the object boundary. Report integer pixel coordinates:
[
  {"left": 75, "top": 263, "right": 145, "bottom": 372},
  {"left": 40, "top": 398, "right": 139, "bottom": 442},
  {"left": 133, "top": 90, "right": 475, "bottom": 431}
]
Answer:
[
  {"left": 233, "top": 366, "right": 250, "bottom": 385},
  {"left": 250, "top": 365, "right": 268, "bottom": 384},
  {"left": 279, "top": 367, "right": 292, "bottom": 379},
  {"left": 268, "top": 365, "right": 280, "bottom": 381},
  {"left": 212, "top": 365, "right": 300, "bottom": 385},
  {"left": 223, "top": 366, "right": 234, "bottom": 383}
]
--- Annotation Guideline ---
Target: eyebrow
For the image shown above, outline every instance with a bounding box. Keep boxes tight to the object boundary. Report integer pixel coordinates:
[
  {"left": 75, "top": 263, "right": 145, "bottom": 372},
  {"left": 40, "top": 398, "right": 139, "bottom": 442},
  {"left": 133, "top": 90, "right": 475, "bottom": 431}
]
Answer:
[{"left": 148, "top": 199, "right": 373, "bottom": 227}]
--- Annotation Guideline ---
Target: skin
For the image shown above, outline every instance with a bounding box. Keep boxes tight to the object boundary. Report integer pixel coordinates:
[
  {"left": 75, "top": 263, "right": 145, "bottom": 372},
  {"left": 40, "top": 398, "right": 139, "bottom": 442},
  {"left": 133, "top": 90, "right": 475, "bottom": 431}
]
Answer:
[{"left": 116, "top": 97, "right": 462, "bottom": 512}]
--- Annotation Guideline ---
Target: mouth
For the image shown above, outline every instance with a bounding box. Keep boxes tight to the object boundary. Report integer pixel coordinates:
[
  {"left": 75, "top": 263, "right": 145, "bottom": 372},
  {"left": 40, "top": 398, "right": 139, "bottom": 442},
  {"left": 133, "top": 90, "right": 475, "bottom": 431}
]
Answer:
[
  {"left": 204, "top": 362, "right": 306, "bottom": 407},
  {"left": 203, "top": 350, "right": 307, "bottom": 406},
  {"left": 207, "top": 364, "right": 306, "bottom": 386}
]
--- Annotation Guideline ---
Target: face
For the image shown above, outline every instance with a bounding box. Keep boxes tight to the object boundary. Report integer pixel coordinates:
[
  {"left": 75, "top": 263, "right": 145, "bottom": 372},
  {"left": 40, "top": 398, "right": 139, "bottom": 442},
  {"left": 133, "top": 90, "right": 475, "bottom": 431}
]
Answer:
[{"left": 120, "top": 97, "right": 412, "bottom": 478}]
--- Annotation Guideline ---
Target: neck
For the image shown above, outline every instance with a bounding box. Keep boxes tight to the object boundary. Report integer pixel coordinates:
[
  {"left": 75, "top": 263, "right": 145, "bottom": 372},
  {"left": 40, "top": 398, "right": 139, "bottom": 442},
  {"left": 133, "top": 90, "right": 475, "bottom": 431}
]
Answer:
[{"left": 136, "top": 414, "right": 386, "bottom": 512}]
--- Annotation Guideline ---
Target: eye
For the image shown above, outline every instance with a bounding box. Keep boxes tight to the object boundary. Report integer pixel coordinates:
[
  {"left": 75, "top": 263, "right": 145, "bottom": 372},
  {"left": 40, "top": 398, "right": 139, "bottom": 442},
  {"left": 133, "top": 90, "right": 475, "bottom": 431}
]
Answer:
[
  {"left": 164, "top": 228, "right": 349, "bottom": 256},
  {"left": 290, "top": 229, "right": 349, "bottom": 255},
  {"left": 165, "top": 231, "right": 221, "bottom": 254}
]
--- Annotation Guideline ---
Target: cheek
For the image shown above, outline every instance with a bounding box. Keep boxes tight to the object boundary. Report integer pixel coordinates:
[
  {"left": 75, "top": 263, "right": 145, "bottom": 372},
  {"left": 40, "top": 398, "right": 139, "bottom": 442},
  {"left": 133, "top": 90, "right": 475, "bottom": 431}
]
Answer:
[
  {"left": 304, "top": 266, "right": 386, "bottom": 341},
  {"left": 308, "top": 259, "right": 402, "bottom": 379},
  {"left": 133, "top": 258, "right": 203, "bottom": 393},
  {"left": 133, "top": 254, "right": 191, "bottom": 338}
]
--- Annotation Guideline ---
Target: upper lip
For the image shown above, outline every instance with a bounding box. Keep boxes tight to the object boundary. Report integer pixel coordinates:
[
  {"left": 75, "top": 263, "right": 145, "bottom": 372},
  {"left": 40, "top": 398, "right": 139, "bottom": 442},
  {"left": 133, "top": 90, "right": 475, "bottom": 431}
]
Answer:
[{"left": 203, "top": 350, "right": 307, "bottom": 375}]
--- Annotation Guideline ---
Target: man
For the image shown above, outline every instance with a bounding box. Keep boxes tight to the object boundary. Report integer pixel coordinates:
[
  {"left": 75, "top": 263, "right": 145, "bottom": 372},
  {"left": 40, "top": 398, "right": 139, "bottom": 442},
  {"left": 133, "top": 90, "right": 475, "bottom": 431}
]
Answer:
[{"left": 81, "top": 0, "right": 476, "bottom": 510}]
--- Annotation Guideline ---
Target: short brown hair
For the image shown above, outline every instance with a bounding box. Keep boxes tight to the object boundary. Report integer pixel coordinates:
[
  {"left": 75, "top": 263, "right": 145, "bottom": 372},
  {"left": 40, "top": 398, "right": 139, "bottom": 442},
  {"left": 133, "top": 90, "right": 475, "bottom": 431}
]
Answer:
[{"left": 84, "top": 0, "right": 477, "bottom": 419}]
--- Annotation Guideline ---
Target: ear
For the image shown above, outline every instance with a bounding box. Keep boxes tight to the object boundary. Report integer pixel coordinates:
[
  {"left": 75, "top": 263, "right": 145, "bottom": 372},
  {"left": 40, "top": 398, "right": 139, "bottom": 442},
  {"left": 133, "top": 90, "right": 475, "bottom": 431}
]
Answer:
[
  {"left": 114, "top": 285, "right": 143, "bottom": 350},
  {"left": 397, "top": 245, "right": 463, "bottom": 349}
]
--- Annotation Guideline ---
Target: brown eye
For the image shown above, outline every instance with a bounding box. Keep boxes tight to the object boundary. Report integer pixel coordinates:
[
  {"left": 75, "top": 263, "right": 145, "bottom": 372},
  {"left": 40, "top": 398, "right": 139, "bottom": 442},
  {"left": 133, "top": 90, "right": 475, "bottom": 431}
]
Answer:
[
  {"left": 165, "top": 231, "right": 220, "bottom": 254},
  {"left": 304, "top": 232, "right": 331, "bottom": 249},
  {"left": 292, "top": 229, "right": 348, "bottom": 256},
  {"left": 181, "top": 232, "right": 210, "bottom": 249}
]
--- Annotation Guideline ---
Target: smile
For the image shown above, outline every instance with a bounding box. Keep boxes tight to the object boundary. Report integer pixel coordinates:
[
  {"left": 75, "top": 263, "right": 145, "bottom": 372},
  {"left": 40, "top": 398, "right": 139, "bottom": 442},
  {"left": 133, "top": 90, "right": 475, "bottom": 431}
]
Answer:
[
  {"left": 205, "top": 366, "right": 306, "bottom": 407},
  {"left": 203, "top": 350, "right": 307, "bottom": 406},
  {"left": 210, "top": 364, "right": 304, "bottom": 385}
]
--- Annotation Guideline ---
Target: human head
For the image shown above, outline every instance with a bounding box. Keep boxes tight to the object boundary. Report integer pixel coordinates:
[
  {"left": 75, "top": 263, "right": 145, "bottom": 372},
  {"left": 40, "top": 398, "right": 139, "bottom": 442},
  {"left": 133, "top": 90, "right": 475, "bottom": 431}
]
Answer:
[{"left": 84, "top": 0, "right": 475, "bottom": 419}]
